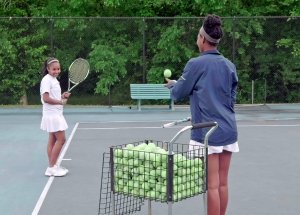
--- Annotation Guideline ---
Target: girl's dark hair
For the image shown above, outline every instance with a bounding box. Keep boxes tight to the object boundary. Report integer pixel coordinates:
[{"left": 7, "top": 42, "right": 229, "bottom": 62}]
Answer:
[
  {"left": 41, "top": 57, "right": 58, "bottom": 76},
  {"left": 203, "top": 14, "right": 223, "bottom": 45}
]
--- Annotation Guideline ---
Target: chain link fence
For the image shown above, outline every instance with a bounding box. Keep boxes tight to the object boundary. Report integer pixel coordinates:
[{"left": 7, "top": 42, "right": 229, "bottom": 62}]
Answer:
[{"left": 0, "top": 17, "right": 299, "bottom": 105}]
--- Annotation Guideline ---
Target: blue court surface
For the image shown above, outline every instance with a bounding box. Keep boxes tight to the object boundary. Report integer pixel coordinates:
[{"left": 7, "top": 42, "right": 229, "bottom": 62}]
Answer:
[{"left": 0, "top": 104, "right": 300, "bottom": 215}]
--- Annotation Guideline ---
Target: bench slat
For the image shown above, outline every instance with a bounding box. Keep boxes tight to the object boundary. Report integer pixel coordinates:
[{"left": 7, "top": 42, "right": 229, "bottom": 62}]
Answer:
[
  {"left": 130, "top": 84, "right": 174, "bottom": 111},
  {"left": 130, "top": 84, "right": 170, "bottom": 99}
]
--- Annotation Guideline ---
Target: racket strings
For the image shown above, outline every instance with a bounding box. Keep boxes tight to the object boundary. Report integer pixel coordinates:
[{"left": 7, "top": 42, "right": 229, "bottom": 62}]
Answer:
[{"left": 69, "top": 59, "right": 90, "bottom": 84}]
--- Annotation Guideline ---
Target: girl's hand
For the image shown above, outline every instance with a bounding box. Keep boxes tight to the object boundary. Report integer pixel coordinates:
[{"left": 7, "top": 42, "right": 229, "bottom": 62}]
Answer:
[
  {"left": 62, "top": 92, "right": 71, "bottom": 99},
  {"left": 164, "top": 78, "right": 177, "bottom": 88},
  {"left": 61, "top": 99, "right": 68, "bottom": 105}
]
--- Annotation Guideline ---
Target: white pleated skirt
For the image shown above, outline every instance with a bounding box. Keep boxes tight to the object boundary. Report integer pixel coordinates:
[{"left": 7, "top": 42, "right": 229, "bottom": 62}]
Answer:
[{"left": 40, "top": 113, "right": 68, "bottom": 133}]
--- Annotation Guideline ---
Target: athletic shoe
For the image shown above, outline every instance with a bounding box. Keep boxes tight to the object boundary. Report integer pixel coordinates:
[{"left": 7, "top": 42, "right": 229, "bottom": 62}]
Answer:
[
  {"left": 58, "top": 165, "right": 69, "bottom": 173},
  {"left": 45, "top": 165, "right": 68, "bottom": 177}
]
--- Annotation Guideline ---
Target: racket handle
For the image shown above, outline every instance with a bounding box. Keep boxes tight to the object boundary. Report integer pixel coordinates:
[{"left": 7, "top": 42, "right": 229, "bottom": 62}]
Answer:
[
  {"left": 162, "top": 122, "right": 176, "bottom": 128},
  {"left": 162, "top": 117, "right": 191, "bottom": 128}
]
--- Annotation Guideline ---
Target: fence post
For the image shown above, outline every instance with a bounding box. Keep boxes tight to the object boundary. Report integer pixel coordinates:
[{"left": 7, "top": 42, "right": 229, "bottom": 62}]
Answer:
[
  {"left": 50, "top": 18, "right": 54, "bottom": 55},
  {"left": 264, "top": 78, "right": 267, "bottom": 104},
  {"left": 251, "top": 80, "right": 254, "bottom": 104},
  {"left": 232, "top": 16, "right": 236, "bottom": 63},
  {"left": 142, "top": 18, "right": 146, "bottom": 83}
]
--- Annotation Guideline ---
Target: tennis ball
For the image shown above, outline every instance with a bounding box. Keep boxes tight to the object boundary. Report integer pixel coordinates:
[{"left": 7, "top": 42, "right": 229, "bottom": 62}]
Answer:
[
  {"left": 114, "top": 148, "right": 123, "bottom": 157},
  {"left": 194, "top": 157, "right": 202, "bottom": 164},
  {"left": 164, "top": 69, "right": 172, "bottom": 78},
  {"left": 125, "top": 144, "right": 135, "bottom": 149},
  {"left": 141, "top": 182, "right": 150, "bottom": 191},
  {"left": 149, "top": 190, "right": 156, "bottom": 199}
]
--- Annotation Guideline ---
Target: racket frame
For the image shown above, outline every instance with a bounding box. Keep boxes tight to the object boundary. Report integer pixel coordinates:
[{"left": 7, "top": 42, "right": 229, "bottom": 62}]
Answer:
[{"left": 67, "top": 58, "right": 90, "bottom": 92}]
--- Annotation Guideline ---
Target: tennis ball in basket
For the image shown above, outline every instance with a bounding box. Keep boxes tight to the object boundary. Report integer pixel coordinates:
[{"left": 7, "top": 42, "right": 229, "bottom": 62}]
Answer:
[
  {"left": 161, "top": 170, "right": 167, "bottom": 178},
  {"left": 193, "top": 158, "right": 203, "bottom": 166},
  {"left": 149, "top": 190, "right": 156, "bottom": 199},
  {"left": 125, "top": 144, "right": 135, "bottom": 149},
  {"left": 141, "top": 182, "right": 150, "bottom": 191},
  {"left": 164, "top": 69, "right": 172, "bottom": 78},
  {"left": 177, "top": 168, "right": 187, "bottom": 176},
  {"left": 136, "top": 143, "right": 147, "bottom": 150},
  {"left": 147, "top": 143, "right": 157, "bottom": 152},
  {"left": 173, "top": 192, "right": 182, "bottom": 201},
  {"left": 114, "top": 148, "right": 123, "bottom": 157}
]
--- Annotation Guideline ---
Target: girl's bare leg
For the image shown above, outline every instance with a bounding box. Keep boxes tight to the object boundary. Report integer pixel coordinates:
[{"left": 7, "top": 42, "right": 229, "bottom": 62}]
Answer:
[
  {"left": 219, "top": 151, "right": 232, "bottom": 215},
  {"left": 47, "top": 133, "right": 56, "bottom": 166},
  {"left": 48, "top": 131, "right": 66, "bottom": 166},
  {"left": 207, "top": 153, "right": 220, "bottom": 215}
]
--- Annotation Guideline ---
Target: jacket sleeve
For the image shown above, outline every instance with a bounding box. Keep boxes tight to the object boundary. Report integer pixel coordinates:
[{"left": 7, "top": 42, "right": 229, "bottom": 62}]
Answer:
[
  {"left": 170, "top": 60, "right": 199, "bottom": 102},
  {"left": 231, "top": 68, "right": 238, "bottom": 106}
]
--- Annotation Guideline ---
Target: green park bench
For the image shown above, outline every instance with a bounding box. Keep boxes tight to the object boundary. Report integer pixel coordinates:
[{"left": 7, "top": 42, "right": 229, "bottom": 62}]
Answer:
[{"left": 130, "top": 84, "right": 175, "bottom": 111}]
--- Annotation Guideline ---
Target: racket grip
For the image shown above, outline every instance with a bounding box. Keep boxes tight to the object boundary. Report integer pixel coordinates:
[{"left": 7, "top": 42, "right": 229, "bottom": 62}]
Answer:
[
  {"left": 162, "top": 117, "right": 191, "bottom": 128},
  {"left": 163, "top": 122, "right": 176, "bottom": 128},
  {"left": 62, "top": 92, "right": 71, "bottom": 99}
]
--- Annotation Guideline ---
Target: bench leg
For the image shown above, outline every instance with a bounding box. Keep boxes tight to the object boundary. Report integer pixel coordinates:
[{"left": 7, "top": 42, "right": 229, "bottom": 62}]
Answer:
[
  {"left": 170, "top": 100, "right": 175, "bottom": 111},
  {"left": 137, "top": 99, "right": 141, "bottom": 111}
]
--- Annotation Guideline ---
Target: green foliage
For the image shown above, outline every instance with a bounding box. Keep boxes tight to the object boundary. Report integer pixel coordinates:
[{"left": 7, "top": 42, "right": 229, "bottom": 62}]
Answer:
[
  {"left": 0, "top": 0, "right": 299, "bottom": 104},
  {"left": 0, "top": 18, "right": 48, "bottom": 104},
  {"left": 147, "top": 20, "right": 196, "bottom": 83},
  {"left": 89, "top": 19, "right": 142, "bottom": 95},
  {"left": 102, "top": 0, "right": 236, "bottom": 16},
  {"left": 277, "top": 38, "right": 300, "bottom": 57},
  {"left": 90, "top": 42, "right": 128, "bottom": 95}
]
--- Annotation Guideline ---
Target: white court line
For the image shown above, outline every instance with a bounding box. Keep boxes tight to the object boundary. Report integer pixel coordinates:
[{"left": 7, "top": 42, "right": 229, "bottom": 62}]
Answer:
[
  {"left": 77, "top": 119, "right": 178, "bottom": 124},
  {"left": 32, "top": 123, "right": 79, "bottom": 215},
  {"left": 77, "top": 124, "right": 300, "bottom": 130},
  {"left": 238, "top": 124, "right": 300, "bottom": 127},
  {"left": 78, "top": 126, "right": 167, "bottom": 130}
]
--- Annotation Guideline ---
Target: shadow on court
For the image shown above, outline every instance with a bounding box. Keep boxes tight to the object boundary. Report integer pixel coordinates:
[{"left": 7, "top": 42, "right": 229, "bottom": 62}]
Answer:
[{"left": 0, "top": 104, "right": 300, "bottom": 215}]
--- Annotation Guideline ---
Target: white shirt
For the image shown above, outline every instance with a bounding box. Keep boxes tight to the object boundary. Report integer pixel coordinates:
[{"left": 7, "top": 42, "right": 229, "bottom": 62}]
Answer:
[{"left": 40, "top": 74, "right": 63, "bottom": 114}]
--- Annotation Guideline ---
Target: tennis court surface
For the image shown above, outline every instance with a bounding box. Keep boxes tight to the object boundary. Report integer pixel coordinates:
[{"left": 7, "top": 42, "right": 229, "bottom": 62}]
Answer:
[{"left": 0, "top": 104, "right": 300, "bottom": 215}]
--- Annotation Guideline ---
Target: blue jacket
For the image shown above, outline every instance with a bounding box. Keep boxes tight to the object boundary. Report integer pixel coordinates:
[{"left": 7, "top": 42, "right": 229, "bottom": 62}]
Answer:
[{"left": 170, "top": 50, "right": 238, "bottom": 146}]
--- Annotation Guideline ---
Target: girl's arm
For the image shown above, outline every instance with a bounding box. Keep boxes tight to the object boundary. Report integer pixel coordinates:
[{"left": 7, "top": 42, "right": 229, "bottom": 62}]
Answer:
[{"left": 42, "top": 93, "right": 66, "bottom": 105}]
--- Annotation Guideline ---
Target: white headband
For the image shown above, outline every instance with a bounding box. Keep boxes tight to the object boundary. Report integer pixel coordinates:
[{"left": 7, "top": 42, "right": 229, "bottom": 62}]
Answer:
[
  {"left": 199, "top": 26, "right": 221, "bottom": 44},
  {"left": 47, "top": 59, "right": 59, "bottom": 65}
]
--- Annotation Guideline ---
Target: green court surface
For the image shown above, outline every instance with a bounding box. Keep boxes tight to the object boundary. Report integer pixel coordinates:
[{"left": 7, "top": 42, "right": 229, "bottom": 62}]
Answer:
[{"left": 0, "top": 104, "right": 300, "bottom": 215}]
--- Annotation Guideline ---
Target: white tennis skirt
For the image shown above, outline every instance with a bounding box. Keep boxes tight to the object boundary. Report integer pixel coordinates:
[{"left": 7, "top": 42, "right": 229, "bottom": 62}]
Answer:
[
  {"left": 40, "top": 113, "right": 68, "bottom": 133},
  {"left": 189, "top": 140, "right": 239, "bottom": 155}
]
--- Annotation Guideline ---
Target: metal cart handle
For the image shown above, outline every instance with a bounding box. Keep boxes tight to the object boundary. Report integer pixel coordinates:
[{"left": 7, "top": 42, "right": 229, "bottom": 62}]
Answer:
[
  {"left": 165, "top": 120, "right": 218, "bottom": 154},
  {"left": 192, "top": 121, "right": 217, "bottom": 129}
]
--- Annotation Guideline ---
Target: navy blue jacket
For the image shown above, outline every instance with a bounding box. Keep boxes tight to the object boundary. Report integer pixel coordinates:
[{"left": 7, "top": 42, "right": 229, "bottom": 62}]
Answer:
[{"left": 170, "top": 50, "right": 238, "bottom": 146}]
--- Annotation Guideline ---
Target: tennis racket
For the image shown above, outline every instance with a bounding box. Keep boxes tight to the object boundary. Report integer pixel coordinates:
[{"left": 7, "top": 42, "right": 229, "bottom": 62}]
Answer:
[
  {"left": 67, "top": 58, "right": 90, "bottom": 92},
  {"left": 162, "top": 116, "right": 191, "bottom": 128}
]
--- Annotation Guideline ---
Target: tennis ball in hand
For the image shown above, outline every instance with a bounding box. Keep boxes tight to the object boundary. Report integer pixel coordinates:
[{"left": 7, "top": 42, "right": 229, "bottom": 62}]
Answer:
[{"left": 164, "top": 69, "right": 172, "bottom": 78}]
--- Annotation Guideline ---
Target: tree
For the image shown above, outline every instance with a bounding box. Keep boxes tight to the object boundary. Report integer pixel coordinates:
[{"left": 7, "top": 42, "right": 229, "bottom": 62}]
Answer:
[
  {"left": 0, "top": 17, "right": 48, "bottom": 104},
  {"left": 0, "top": 0, "right": 299, "bottom": 104}
]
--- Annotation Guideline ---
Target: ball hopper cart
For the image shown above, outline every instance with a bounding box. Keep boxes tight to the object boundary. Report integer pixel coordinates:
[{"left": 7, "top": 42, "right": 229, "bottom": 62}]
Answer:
[{"left": 98, "top": 118, "right": 218, "bottom": 215}]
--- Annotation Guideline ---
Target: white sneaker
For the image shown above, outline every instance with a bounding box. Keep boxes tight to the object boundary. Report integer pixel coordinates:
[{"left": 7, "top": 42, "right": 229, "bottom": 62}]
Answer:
[
  {"left": 45, "top": 165, "right": 68, "bottom": 177},
  {"left": 58, "top": 165, "right": 69, "bottom": 174}
]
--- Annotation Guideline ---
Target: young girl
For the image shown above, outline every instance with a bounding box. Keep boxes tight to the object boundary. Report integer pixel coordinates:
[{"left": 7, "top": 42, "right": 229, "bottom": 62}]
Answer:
[{"left": 40, "top": 57, "right": 71, "bottom": 177}]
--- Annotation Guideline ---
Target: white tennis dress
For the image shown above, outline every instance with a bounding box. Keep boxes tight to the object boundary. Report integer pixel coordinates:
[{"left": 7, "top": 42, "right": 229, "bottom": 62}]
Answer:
[{"left": 40, "top": 74, "right": 68, "bottom": 132}]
